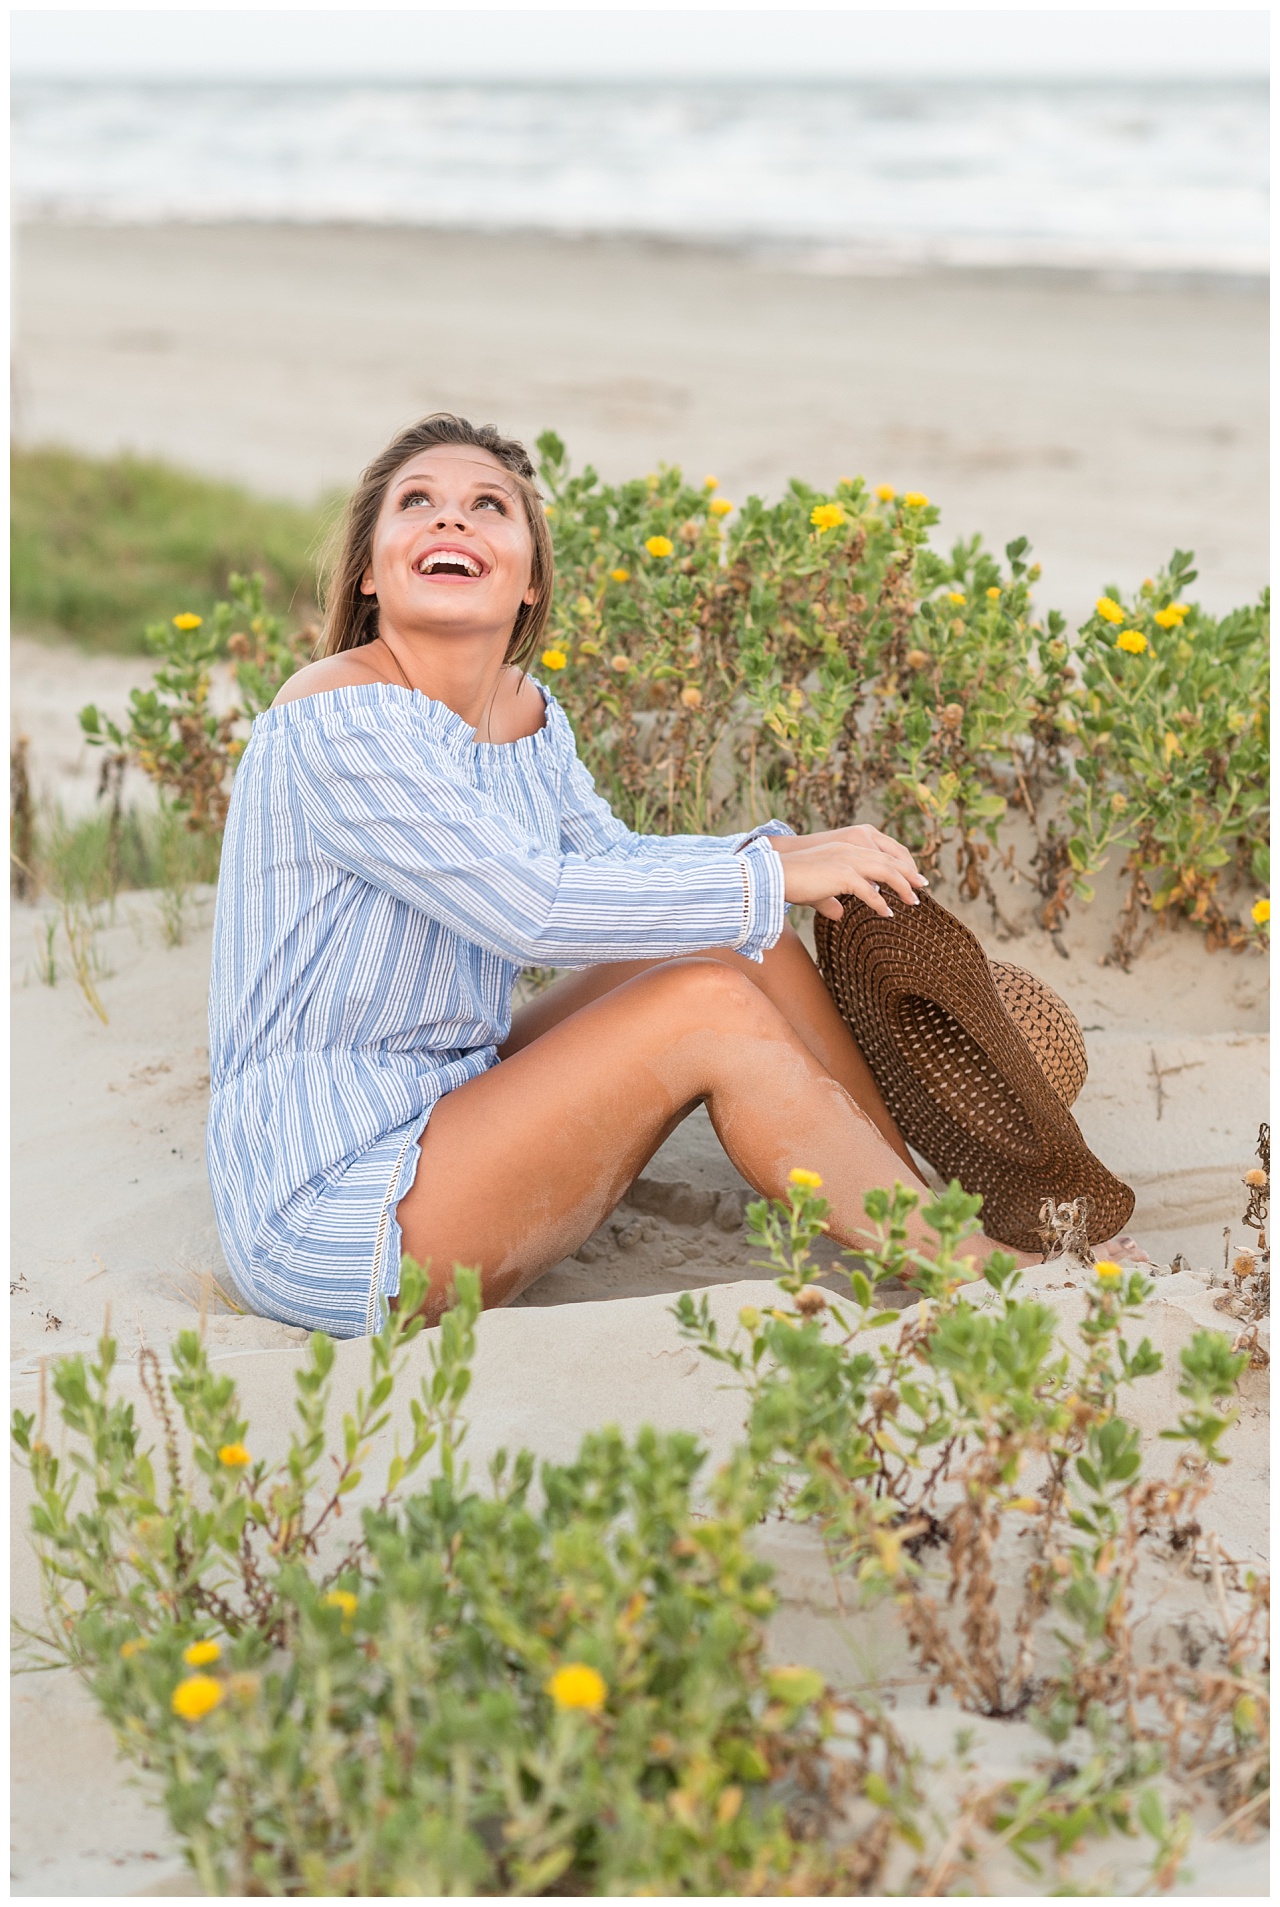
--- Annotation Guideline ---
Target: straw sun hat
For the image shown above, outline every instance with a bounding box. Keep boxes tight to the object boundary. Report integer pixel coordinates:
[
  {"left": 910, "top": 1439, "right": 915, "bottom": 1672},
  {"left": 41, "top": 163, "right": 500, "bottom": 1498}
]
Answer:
[{"left": 814, "top": 892, "right": 1135, "bottom": 1253}]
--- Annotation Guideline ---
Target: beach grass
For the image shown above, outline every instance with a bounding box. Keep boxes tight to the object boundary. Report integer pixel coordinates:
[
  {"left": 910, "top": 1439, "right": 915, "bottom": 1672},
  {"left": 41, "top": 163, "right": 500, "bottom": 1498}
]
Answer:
[
  {"left": 11, "top": 446, "right": 330, "bottom": 653},
  {"left": 15, "top": 794, "right": 221, "bottom": 909}
]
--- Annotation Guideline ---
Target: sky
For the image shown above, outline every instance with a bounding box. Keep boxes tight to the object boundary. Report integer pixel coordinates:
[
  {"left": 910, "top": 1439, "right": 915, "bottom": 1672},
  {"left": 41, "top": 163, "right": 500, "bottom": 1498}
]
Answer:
[{"left": 10, "top": 6, "right": 1271, "bottom": 84}]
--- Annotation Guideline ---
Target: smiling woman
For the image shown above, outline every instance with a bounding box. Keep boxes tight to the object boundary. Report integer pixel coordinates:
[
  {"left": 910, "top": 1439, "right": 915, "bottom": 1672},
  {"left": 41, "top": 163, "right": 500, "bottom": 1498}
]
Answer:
[{"left": 206, "top": 411, "right": 1035, "bottom": 1341}]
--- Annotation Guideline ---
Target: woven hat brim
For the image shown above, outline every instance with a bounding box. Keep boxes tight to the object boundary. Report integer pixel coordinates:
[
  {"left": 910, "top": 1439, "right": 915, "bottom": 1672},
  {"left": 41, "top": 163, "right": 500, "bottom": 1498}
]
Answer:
[{"left": 815, "top": 895, "right": 1135, "bottom": 1252}]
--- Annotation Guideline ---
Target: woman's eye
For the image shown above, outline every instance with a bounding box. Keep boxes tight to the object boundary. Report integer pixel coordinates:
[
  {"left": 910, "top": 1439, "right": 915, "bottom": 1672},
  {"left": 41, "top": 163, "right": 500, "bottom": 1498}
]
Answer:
[
  {"left": 474, "top": 494, "right": 506, "bottom": 513},
  {"left": 400, "top": 489, "right": 432, "bottom": 509}
]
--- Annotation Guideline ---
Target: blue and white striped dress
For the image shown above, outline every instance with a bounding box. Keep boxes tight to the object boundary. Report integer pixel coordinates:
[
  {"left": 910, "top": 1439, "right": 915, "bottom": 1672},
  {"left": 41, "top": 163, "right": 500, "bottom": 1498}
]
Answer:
[{"left": 208, "top": 681, "right": 789, "bottom": 1336}]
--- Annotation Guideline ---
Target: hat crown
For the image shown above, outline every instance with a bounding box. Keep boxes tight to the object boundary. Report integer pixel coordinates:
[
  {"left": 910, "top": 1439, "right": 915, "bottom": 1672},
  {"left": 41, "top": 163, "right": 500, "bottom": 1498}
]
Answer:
[
  {"left": 813, "top": 891, "right": 1133, "bottom": 1251},
  {"left": 988, "top": 962, "right": 1088, "bottom": 1107}
]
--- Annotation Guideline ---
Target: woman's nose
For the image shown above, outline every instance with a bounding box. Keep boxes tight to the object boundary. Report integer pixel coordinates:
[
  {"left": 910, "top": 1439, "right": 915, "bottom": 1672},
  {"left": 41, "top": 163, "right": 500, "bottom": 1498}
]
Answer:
[{"left": 432, "top": 508, "right": 470, "bottom": 531}]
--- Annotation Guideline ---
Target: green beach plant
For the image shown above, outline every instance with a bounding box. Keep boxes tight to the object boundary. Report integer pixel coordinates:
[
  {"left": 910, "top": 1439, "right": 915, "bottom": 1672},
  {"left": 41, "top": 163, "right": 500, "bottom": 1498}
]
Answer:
[
  {"left": 58, "top": 441, "right": 1268, "bottom": 959},
  {"left": 79, "top": 572, "right": 315, "bottom": 837},
  {"left": 13, "top": 1187, "right": 1265, "bottom": 1894},
  {"left": 1056, "top": 557, "right": 1270, "bottom": 963},
  {"left": 13, "top": 1264, "right": 916, "bottom": 1896},
  {"left": 677, "top": 1175, "right": 1262, "bottom": 1759}
]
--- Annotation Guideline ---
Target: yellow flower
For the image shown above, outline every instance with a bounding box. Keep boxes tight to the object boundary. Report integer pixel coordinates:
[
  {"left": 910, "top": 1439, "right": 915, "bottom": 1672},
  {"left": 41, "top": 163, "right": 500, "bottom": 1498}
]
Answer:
[
  {"left": 217, "top": 1442, "right": 251, "bottom": 1468},
  {"left": 171, "top": 1675, "right": 223, "bottom": 1722},
  {"left": 680, "top": 685, "right": 703, "bottom": 709},
  {"left": 1154, "top": 603, "right": 1189, "bottom": 628},
  {"left": 875, "top": 484, "right": 896, "bottom": 502},
  {"left": 947, "top": 591, "right": 966, "bottom": 605},
  {"left": 183, "top": 1639, "right": 221, "bottom": 1667},
  {"left": 709, "top": 497, "right": 734, "bottom": 517},
  {"left": 610, "top": 654, "right": 631, "bottom": 674},
  {"left": 645, "top": 535, "right": 674, "bottom": 558},
  {"left": 608, "top": 567, "right": 630, "bottom": 583},
  {"left": 547, "top": 1663, "right": 607, "bottom": 1712},
  {"left": 1095, "top": 597, "right": 1126, "bottom": 625},
  {"left": 704, "top": 475, "right": 719, "bottom": 490},
  {"left": 986, "top": 586, "right": 1001, "bottom": 601},
  {"left": 873, "top": 1529, "right": 904, "bottom": 1576},
  {"left": 788, "top": 1167, "right": 824, "bottom": 1190},
  {"left": 765, "top": 1664, "right": 824, "bottom": 1707},
  {"left": 1251, "top": 899, "right": 1270, "bottom": 926},
  {"left": 540, "top": 648, "right": 568, "bottom": 671},
  {"left": 1115, "top": 630, "right": 1148, "bottom": 656},
  {"left": 903, "top": 491, "right": 929, "bottom": 508},
  {"left": 172, "top": 612, "right": 203, "bottom": 631},
  {"left": 1094, "top": 1260, "right": 1123, "bottom": 1282},
  {"left": 324, "top": 1589, "right": 358, "bottom": 1619},
  {"left": 119, "top": 1636, "right": 148, "bottom": 1659},
  {"left": 809, "top": 502, "right": 846, "bottom": 532}
]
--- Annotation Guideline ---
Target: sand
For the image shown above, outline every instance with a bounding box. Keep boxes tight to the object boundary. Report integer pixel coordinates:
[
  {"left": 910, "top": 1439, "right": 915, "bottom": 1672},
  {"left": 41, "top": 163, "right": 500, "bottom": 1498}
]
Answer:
[
  {"left": 9, "top": 853, "right": 1269, "bottom": 1894},
  {"left": 10, "top": 222, "right": 1269, "bottom": 1893},
  {"left": 12, "top": 222, "right": 1268, "bottom": 624}
]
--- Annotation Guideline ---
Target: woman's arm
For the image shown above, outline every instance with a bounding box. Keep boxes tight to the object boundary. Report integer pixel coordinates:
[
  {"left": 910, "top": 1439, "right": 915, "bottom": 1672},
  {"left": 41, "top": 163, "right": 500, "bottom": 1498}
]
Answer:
[
  {"left": 550, "top": 706, "right": 924, "bottom": 918},
  {"left": 287, "top": 714, "right": 788, "bottom": 967}
]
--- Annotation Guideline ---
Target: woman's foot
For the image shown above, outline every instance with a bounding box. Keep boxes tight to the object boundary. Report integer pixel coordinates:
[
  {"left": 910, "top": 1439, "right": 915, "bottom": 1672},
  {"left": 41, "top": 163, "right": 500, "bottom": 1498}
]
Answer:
[{"left": 1094, "top": 1232, "right": 1155, "bottom": 1268}]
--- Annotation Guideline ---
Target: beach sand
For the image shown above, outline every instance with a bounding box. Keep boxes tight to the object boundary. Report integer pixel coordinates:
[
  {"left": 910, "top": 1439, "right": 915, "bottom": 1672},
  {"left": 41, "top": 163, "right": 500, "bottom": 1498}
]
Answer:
[
  {"left": 9, "top": 223, "right": 1269, "bottom": 1894},
  {"left": 9, "top": 859, "right": 1269, "bottom": 1895},
  {"left": 12, "top": 222, "right": 1269, "bottom": 623}
]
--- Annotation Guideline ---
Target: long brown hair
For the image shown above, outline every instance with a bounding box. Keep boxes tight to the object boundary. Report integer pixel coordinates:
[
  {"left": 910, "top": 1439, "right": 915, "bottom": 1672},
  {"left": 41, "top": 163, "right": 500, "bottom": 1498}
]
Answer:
[{"left": 318, "top": 414, "right": 554, "bottom": 666}]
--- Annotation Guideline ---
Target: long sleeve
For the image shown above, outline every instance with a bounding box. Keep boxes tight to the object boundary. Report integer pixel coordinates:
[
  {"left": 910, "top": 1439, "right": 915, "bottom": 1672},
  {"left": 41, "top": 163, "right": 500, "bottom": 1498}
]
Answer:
[{"left": 287, "top": 706, "right": 787, "bottom": 968}]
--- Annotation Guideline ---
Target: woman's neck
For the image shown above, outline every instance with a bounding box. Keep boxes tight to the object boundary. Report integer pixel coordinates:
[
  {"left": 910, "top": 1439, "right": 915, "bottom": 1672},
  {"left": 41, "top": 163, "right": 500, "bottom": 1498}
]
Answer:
[
  {"left": 373, "top": 627, "right": 507, "bottom": 730},
  {"left": 371, "top": 629, "right": 544, "bottom": 744}
]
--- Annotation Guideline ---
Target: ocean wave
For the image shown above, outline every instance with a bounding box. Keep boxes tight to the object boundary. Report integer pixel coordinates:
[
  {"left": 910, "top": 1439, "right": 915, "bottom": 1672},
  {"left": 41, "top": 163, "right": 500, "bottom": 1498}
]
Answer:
[{"left": 12, "top": 79, "right": 1268, "bottom": 275}]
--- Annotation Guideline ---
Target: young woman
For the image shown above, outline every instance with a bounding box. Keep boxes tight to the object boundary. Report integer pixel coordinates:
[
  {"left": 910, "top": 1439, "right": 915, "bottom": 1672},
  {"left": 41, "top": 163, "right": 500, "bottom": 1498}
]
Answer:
[{"left": 207, "top": 413, "right": 1031, "bottom": 1337}]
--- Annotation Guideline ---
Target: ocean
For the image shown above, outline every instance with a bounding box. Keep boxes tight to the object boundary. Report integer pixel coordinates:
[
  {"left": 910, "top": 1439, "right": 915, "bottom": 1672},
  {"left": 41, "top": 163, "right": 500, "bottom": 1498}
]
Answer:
[{"left": 12, "top": 78, "right": 1267, "bottom": 277}]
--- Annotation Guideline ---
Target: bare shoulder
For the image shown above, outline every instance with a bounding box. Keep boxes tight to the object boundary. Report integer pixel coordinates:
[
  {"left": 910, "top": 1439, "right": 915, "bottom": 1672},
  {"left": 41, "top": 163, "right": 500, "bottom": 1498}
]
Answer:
[
  {"left": 489, "top": 667, "right": 549, "bottom": 742},
  {"left": 272, "top": 650, "right": 387, "bottom": 708}
]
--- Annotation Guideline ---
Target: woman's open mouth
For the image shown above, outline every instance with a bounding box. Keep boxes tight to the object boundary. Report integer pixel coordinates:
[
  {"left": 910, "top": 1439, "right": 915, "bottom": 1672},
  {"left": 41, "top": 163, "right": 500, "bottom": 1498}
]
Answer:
[{"left": 413, "top": 544, "right": 489, "bottom": 580}]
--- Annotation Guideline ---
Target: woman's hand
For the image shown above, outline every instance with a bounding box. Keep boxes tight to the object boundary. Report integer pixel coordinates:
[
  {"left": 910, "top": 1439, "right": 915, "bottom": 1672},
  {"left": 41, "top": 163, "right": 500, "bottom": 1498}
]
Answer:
[{"left": 767, "top": 824, "right": 927, "bottom": 921}]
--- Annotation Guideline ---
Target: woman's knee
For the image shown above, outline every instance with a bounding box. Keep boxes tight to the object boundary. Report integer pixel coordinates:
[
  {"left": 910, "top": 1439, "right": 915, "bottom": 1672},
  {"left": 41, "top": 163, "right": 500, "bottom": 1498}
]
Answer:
[{"left": 640, "top": 955, "right": 785, "bottom": 1030}]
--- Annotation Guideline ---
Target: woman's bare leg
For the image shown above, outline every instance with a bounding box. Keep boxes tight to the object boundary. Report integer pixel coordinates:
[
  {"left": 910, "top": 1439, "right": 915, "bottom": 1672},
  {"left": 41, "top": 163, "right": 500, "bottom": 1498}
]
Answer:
[
  {"left": 500, "top": 924, "right": 917, "bottom": 1170},
  {"left": 398, "top": 957, "right": 1028, "bottom": 1323}
]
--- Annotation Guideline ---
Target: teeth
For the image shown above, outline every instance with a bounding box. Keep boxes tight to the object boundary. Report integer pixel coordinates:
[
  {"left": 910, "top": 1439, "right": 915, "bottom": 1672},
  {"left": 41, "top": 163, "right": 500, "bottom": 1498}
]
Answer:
[{"left": 419, "top": 551, "right": 482, "bottom": 576}]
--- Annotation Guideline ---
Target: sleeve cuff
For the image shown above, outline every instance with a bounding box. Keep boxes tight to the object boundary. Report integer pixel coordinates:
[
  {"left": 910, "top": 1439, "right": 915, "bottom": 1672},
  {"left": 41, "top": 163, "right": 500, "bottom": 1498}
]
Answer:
[
  {"left": 733, "top": 834, "right": 788, "bottom": 962},
  {"left": 726, "top": 817, "right": 795, "bottom": 852}
]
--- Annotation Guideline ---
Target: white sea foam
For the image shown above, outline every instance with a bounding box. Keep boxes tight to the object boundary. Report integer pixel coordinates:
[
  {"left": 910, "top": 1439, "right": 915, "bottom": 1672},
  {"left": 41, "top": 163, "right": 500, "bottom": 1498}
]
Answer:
[{"left": 12, "top": 80, "right": 1268, "bottom": 276}]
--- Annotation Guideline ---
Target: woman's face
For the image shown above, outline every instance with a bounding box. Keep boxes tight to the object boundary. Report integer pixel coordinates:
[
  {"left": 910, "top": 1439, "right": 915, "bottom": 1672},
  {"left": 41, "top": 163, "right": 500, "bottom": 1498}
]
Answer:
[{"left": 361, "top": 445, "right": 537, "bottom": 647}]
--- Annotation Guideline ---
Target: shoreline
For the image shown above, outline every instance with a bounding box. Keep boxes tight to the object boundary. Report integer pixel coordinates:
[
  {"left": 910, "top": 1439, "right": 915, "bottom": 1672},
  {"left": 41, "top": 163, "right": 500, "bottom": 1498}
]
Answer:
[{"left": 14, "top": 216, "right": 1270, "bottom": 295}]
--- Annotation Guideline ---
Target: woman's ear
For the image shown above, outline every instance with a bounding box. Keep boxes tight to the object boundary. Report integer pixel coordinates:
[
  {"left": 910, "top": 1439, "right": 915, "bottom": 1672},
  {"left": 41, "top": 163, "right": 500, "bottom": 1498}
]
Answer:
[{"left": 359, "top": 565, "right": 377, "bottom": 598}]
